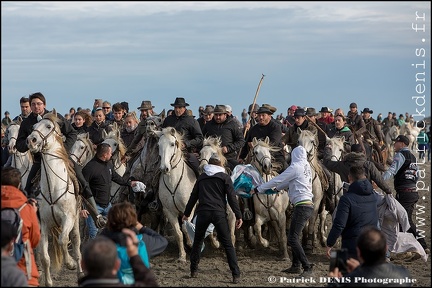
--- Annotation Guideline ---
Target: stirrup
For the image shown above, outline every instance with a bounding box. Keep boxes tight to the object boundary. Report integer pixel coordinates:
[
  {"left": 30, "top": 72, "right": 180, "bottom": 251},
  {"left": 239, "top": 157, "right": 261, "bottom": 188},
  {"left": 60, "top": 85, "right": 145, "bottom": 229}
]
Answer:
[{"left": 148, "top": 200, "right": 159, "bottom": 211}]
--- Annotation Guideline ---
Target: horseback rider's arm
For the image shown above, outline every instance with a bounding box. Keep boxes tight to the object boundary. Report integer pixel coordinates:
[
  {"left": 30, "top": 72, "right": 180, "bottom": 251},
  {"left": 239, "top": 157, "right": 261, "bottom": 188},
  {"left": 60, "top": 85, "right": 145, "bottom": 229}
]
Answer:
[
  {"left": 367, "top": 162, "right": 393, "bottom": 194},
  {"left": 227, "top": 125, "right": 246, "bottom": 154},
  {"left": 185, "top": 120, "right": 203, "bottom": 152},
  {"left": 138, "top": 225, "right": 168, "bottom": 258},
  {"left": 60, "top": 116, "right": 78, "bottom": 152},
  {"left": 16, "top": 120, "right": 31, "bottom": 153},
  {"left": 126, "top": 121, "right": 146, "bottom": 154}
]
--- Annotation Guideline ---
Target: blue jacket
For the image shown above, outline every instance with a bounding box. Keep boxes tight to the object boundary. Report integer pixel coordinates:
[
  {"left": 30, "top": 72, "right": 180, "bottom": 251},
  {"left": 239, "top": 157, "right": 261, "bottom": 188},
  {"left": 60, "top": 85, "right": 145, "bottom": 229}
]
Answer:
[{"left": 326, "top": 178, "right": 378, "bottom": 258}]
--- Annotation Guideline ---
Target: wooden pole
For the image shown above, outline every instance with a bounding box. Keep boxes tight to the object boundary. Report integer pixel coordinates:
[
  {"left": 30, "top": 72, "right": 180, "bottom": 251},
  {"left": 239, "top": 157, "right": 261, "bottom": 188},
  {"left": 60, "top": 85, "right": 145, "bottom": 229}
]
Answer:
[
  {"left": 243, "top": 74, "right": 265, "bottom": 138},
  {"left": 305, "top": 115, "right": 329, "bottom": 138}
]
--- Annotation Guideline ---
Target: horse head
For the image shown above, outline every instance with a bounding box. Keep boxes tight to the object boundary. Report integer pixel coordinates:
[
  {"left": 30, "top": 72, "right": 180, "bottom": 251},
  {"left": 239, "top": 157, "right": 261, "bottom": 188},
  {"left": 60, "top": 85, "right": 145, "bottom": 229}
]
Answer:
[
  {"left": 146, "top": 109, "right": 165, "bottom": 137},
  {"left": 325, "top": 136, "right": 345, "bottom": 161},
  {"left": 251, "top": 136, "right": 273, "bottom": 175},
  {"left": 199, "top": 135, "right": 227, "bottom": 172},
  {"left": 70, "top": 132, "right": 95, "bottom": 166},
  {"left": 27, "top": 110, "right": 62, "bottom": 153},
  {"left": 157, "top": 127, "right": 184, "bottom": 174},
  {"left": 298, "top": 128, "right": 317, "bottom": 161},
  {"left": 6, "top": 122, "right": 21, "bottom": 154}
]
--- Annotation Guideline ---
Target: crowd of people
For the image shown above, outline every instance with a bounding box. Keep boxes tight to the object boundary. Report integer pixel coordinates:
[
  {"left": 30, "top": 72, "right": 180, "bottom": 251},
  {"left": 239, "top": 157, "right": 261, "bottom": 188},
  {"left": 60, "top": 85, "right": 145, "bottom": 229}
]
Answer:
[{"left": 1, "top": 92, "right": 431, "bottom": 286}]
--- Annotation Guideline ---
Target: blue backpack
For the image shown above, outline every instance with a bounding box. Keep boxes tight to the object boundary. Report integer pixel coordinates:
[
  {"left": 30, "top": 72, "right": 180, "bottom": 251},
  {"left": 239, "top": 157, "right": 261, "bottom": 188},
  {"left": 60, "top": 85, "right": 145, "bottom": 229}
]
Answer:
[{"left": 116, "top": 234, "right": 150, "bottom": 284}]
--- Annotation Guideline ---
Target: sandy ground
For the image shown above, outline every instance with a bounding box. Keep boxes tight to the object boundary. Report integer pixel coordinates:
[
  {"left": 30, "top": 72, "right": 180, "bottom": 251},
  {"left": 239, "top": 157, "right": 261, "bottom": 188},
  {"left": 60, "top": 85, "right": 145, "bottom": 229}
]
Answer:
[{"left": 43, "top": 161, "right": 431, "bottom": 287}]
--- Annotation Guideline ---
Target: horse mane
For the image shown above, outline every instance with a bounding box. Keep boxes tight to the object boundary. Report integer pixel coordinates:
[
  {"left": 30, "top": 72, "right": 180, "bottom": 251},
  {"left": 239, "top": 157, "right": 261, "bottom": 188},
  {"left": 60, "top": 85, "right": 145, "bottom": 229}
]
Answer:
[
  {"left": 42, "top": 111, "right": 77, "bottom": 184},
  {"left": 201, "top": 135, "right": 228, "bottom": 169}
]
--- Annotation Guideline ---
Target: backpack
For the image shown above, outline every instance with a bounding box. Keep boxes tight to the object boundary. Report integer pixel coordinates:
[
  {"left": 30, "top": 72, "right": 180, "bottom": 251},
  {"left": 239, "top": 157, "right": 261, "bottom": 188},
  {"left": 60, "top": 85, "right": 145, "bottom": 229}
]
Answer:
[
  {"left": 1, "top": 203, "right": 32, "bottom": 280},
  {"left": 1, "top": 204, "right": 27, "bottom": 262}
]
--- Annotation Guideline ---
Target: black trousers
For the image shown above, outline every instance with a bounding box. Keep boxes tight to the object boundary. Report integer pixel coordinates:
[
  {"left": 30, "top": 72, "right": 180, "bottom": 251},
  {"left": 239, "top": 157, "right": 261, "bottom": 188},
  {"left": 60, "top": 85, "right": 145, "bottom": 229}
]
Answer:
[
  {"left": 396, "top": 191, "right": 428, "bottom": 249},
  {"left": 190, "top": 210, "right": 240, "bottom": 277}
]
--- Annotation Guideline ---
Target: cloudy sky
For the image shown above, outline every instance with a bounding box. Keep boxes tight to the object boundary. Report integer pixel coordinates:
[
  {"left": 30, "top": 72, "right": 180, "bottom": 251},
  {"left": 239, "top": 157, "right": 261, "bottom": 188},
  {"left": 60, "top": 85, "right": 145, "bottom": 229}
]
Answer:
[{"left": 1, "top": 1, "right": 430, "bottom": 121}]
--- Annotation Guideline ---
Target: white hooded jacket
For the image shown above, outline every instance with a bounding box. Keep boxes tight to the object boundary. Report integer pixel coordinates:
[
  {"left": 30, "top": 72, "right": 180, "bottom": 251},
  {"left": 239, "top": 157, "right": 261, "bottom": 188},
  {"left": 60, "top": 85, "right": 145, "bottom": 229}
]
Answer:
[{"left": 257, "top": 146, "right": 313, "bottom": 205}]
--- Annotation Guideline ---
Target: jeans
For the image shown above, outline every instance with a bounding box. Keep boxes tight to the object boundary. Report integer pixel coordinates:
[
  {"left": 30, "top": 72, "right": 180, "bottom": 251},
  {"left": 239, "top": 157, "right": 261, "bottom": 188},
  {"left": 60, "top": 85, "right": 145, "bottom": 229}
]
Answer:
[
  {"left": 287, "top": 204, "right": 314, "bottom": 269},
  {"left": 86, "top": 202, "right": 112, "bottom": 239},
  {"left": 190, "top": 210, "right": 240, "bottom": 277},
  {"left": 396, "top": 191, "right": 427, "bottom": 249}
]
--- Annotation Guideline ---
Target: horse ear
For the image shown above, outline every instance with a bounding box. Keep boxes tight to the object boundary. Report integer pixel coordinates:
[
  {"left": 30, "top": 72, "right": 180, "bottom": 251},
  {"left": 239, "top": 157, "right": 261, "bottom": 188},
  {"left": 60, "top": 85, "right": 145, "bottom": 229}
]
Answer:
[
  {"left": 252, "top": 137, "right": 258, "bottom": 146},
  {"left": 158, "top": 109, "right": 166, "bottom": 120},
  {"left": 52, "top": 108, "right": 57, "bottom": 116},
  {"left": 84, "top": 132, "right": 90, "bottom": 140},
  {"left": 169, "top": 127, "right": 176, "bottom": 136},
  {"left": 101, "top": 129, "right": 108, "bottom": 139},
  {"left": 264, "top": 136, "right": 270, "bottom": 144},
  {"left": 297, "top": 127, "right": 303, "bottom": 134},
  {"left": 154, "top": 130, "right": 163, "bottom": 138}
]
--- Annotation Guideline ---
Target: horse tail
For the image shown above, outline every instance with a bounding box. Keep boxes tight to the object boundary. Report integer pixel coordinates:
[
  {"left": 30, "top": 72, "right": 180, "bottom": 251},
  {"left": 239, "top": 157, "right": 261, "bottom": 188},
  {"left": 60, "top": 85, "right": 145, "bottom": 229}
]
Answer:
[{"left": 50, "top": 227, "right": 64, "bottom": 273}]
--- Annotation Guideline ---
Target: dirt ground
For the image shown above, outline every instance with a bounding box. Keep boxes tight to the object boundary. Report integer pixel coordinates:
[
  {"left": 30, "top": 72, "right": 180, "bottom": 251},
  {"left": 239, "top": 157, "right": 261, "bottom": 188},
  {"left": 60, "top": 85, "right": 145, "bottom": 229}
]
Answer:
[{"left": 46, "top": 161, "right": 431, "bottom": 287}]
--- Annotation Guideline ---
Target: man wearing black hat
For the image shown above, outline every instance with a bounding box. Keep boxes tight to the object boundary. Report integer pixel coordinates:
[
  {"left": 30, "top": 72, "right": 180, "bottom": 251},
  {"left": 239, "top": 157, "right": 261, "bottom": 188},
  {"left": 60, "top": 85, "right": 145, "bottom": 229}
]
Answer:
[
  {"left": 239, "top": 105, "right": 287, "bottom": 174},
  {"left": 162, "top": 97, "right": 203, "bottom": 176},
  {"left": 361, "top": 107, "right": 385, "bottom": 165},
  {"left": 202, "top": 105, "right": 245, "bottom": 171},
  {"left": 282, "top": 107, "right": 317, "bottom": 152},
  {"left": 318, "top": 107, "right": 334, "bottom": 125},
  {"left": 383, "top": 135, "right": 428, "bottom": 252},
  {"left": 346, "top": 102, "right": 365, "bottom": 135}
]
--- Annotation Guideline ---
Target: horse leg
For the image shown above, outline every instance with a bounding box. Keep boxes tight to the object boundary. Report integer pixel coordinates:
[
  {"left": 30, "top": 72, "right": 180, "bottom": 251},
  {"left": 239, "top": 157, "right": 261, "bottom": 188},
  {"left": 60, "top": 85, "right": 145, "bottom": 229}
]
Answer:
[
  {"left": 70, "top": 217, "right": 83, "bottom": 278},
  {"left": 254, "top": 215, "right": 269, "bottom": 248},
  {"left": 165, "top": 210, "right": 187, "bottom": 262},
  {"left": 39, "top": 226, "right": 52, "bottom": 287},
  {"left": 227, "top": 206, "right": 236, "bottom": 246},
  {"left": 318, "top": 207, "right": 329, "bottom": 247},
  {"left": 60, "top": 219, "right": 76, "bottom": 270},
  {"left": 270, "top": 213, "right": 289, "bottom": 261}
]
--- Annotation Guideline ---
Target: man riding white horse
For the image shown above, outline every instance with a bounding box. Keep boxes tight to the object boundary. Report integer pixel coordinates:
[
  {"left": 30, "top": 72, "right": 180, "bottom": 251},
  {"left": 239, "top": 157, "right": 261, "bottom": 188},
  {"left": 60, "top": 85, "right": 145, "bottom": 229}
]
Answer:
[{"left": 16, "top": 92, "right": 105, "bottom": 228}]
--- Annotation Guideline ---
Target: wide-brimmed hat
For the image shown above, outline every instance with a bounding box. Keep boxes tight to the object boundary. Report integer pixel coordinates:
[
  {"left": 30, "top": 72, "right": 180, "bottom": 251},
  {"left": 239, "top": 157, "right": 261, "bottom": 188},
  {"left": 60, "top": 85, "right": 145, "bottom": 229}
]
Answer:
[
  {"left": 294, "top": 108, "right": 306, "bottom": 117},
  {"left": 319, "top": 107, "right": 331, "bottom": 113},
  {"left": 256, "top": 106, "right": 273, "bottom": 115},
  {"left": 248, "top": 103, "right": 259, "bottom": 114},
  {"left": 202, "top": 105, "right": 214, "bottom": 115},
  {"left": 262, "top": 104, "right": 277, "bottom": 114},
  {"left": 394, "top": 135, "right": 409, "bottom": 146},
  {"left": 213, "top": 105, "right": 228, "bottom": 114},
  {"left": 306, "top": 107, "right": 318, "bottom": 117},
  {"left": 137, "top": 100, "right": 154, "bottom": 110},
  {"left": 361, "top": 108, "right": 373, "bottom": 114},
  {"left": 170, "top": 97, "right": 189, "bottom": 107}
]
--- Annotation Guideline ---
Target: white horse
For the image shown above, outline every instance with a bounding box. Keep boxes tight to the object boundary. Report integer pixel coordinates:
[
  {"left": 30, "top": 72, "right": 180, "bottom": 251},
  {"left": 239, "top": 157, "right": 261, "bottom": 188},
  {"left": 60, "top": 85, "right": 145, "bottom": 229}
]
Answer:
[
  {"left": 199, "top": 135, "right": 236, "bottom": 247},
  {"left": 5, "top": 120, "right": 33, "bottom": 188},
  {"left": 384, "top": 125, "right": 400, "bottom": 160},
  {"left": 101, "top": 127, "right": 127, "bottom": 203},
  {"left": 69, "top": 132, "right": 95, "bottom": 168},
  {"left": 155, "top": 127, "right": 196, "bottom": 262},
  {"left": 26, "top": 111, "right": 82, "bottom": 287},
  {"left": 297, "top": 129, "right": 326, "bottom": 251},
  {"left": 400, "top": 122, "right": 421, "bottom": 151},
  {"left": 249, "top": 136, "right": 290, "bottom": 260}
]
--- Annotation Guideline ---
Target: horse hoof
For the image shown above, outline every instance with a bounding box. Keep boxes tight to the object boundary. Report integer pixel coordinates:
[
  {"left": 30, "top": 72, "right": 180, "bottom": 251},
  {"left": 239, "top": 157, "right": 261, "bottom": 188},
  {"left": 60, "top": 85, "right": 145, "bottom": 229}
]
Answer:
[
  {"left": 177, "top": 258, "right": 187, "bottom": 263},
  {"left": 66, "top": 262, "right": 77, "bottom": 270},
  {"left": 262, "top": 239, "right": 270, "bottom": 247}
]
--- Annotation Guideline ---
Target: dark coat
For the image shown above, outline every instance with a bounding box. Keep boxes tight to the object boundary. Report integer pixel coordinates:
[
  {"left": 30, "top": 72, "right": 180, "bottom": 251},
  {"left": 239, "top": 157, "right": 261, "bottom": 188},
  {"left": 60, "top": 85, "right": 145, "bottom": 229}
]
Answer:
[{"left": 326, "top": 178, "right": 379, "bottom": 258}]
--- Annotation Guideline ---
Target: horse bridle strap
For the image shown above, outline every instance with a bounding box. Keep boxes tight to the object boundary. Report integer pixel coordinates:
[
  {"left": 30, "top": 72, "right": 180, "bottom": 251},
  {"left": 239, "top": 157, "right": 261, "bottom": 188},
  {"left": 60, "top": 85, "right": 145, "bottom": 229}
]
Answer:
[
  {"left": 162, "top": 160, "right": 185, "bottom": 214},
  {"left": 70, "top": 139, "right": 90, "bottom": 166}
]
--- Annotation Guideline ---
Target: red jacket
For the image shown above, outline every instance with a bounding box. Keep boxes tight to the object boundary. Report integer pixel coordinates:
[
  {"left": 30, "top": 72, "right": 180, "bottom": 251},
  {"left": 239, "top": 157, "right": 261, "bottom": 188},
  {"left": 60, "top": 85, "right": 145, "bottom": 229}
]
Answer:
[{"left": 2, "top": 185, "right": 41, "bottom": 286}]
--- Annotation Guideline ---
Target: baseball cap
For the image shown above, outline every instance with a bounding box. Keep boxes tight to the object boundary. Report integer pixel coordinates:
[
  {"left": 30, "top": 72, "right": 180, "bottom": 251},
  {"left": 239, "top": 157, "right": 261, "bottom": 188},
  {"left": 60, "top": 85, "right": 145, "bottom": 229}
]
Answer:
[{"left": 394, "top": 135, "right": 409, "bottom": 146}]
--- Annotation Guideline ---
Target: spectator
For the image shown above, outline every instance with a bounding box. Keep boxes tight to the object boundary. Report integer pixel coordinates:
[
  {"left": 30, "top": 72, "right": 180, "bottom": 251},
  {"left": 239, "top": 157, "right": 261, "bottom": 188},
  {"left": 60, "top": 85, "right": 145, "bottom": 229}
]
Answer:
[
  {"left": 1, "top": 220, "right": 28, "bottom": 287},
  {"left": 326, "top": 166, "right": 379, "bottom": 260},
  {"left": 88, "top": 107, "right": 111, "bottom": 145},
  {"left": 72, "top": 110, "right": 93, "bottom": 135},
  {"left": 318, "top": 107, "right": 334, "bottom": 125},
  {"left": 182, "top": 153, "right": 243, "bottom": 284},
  {"left": 241, "top": 108, "right": 248, "bottom": 127},
  {"left": 328, "top": 226, "right": 411, "bottom": 287},
  {"left": 383, "top": 135, "right": 429, "bottom": 252},
  {"left": 1, "top": 127, "right": 10, "bottom": 167},
  {"left": 121, "top": 112, "right": 139, "bottom": 148},
  {"left": 284, "top": 105, "right": 297, "bottom": 127},
  {"left": 2, "top": 111, "right": 12, "bottom": 127},
  {"left": 78, "top": 231, "right": 159, "bottom": 287},
  {"left": 197, "top": 105, "right": 214, "bottom": 131},
  {"left": 111, "top": 103, "right": 126, "bottom": 131},
  {"left": 100, "top": 202, "right": 168, "bottom": 284},
  {"left": 1, "top": 167, "right": 40, "bottom": 286},
  {"left": 102, "top": 101, "right": 114, "bottom": 121},
  {"left": 91, "top": 99, "right": 103, "bottom": 117}
]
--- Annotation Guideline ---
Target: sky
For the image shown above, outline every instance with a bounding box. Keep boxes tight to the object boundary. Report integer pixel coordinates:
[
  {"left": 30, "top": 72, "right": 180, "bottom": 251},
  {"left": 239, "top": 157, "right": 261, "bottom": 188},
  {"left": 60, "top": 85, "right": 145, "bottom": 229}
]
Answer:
[{"left": 1, "top": 1, "right": 431, "bottom": 122}]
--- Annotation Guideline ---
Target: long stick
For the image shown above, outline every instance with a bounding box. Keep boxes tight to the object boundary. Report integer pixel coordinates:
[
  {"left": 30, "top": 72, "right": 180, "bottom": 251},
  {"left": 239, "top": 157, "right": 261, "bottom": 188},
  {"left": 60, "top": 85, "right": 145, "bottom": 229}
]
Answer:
[
  {"left": 305, "top": 115, "right": 329, "bottom": 138},
  {"left": 243, "top": 74, "right": 265, "bottom": 138}
]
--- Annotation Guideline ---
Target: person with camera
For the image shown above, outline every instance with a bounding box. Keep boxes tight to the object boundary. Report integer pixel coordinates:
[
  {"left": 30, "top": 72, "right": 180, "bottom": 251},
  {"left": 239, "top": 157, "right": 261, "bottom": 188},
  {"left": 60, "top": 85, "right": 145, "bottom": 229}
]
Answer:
[
  {"left": 78, "top": 229, "right": 159, "bottom": 287},
  {"left": 326, "top": 166, "right": 379, "bottom": 261},
  {"left": 328, "top": 226, "right": 411, "bottom": 287},
  {"left": 100, "top": 201, "right": 168, "bottom": 284}
]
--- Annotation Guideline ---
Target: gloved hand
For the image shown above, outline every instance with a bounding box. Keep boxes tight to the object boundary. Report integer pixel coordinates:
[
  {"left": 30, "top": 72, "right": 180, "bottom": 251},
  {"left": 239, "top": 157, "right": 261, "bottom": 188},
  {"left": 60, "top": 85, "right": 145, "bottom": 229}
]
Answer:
[
  {"left": 132, "top": 181, "right": 146, "bottom": 193},
  {"left": 95, "top": 215, "right": 107, "bottom": 228}
]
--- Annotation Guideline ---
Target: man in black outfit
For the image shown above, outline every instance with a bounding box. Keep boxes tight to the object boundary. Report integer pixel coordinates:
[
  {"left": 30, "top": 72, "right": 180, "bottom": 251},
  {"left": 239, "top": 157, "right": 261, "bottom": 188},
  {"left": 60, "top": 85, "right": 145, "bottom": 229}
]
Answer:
[{"left": 182, "top": 153, "right": 243, "bottom": 284}]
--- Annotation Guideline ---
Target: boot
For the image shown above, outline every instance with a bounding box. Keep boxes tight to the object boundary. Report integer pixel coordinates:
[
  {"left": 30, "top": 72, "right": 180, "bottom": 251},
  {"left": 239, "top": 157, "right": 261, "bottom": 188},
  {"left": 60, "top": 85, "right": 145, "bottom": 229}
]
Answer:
[{"left": 83, "top": 195, "right": 106, "bottom": 229}]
